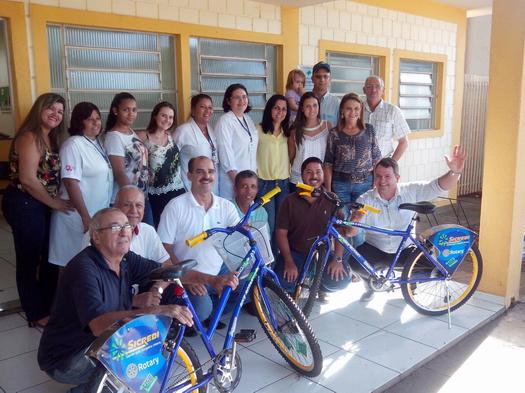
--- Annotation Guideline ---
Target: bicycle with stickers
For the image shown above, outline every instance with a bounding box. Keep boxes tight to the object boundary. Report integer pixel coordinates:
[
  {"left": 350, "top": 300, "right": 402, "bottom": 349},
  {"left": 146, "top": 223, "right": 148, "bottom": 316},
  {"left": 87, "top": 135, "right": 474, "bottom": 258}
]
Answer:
[
  {"left": 292, "top": 182, "right": 483, "bottom": 324},
  {"left": 86, "top": 186, "right": 323, "bottom": 393}
]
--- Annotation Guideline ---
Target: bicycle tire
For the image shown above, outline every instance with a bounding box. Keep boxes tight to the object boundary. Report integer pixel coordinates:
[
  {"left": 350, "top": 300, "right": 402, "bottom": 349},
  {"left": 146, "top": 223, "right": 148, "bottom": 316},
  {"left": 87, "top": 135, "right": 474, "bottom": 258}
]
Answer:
[
  {"left": 401, "top": 244, "right": 483, "bottom": 316},
  {"left": 251, "top": 276, "right": 323, "bottom": 377},
  {"left": 87, "top": 339, "right": 205, "bottom": 393},
  {"left": 293, "top": 243, "right": 326, "bottom": 318}
]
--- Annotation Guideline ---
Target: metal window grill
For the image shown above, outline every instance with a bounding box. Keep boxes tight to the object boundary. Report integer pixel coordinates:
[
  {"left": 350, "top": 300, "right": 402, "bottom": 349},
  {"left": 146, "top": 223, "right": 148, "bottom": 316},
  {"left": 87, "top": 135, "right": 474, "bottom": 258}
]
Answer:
[
  {"left": 326, "top": 52, "right": 379, "bottom": 99},
  {"left": 189, "top": 37, "right": 277, "bottom": 125},
  {"left": 47, "top": 24, "right": 177, "bottom": 130},
  {"left": 398, "top": 59, "right": 437, "bottom": 131}
]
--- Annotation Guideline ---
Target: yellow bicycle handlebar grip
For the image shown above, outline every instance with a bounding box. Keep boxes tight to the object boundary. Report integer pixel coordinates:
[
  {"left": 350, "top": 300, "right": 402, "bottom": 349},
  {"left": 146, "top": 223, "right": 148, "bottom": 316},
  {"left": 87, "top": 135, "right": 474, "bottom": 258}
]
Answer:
[
  {"left": 357, "top": 204, "right": 381, "bottom": 215},
  {"left": 186, "top": 231, "right": 208, "bottom": 247},
  {"left": 296, "top": 183, "right": 314, "bottom": 192},
  {"left": 260, "top": 186, "right": 281, "bottom": 206}
]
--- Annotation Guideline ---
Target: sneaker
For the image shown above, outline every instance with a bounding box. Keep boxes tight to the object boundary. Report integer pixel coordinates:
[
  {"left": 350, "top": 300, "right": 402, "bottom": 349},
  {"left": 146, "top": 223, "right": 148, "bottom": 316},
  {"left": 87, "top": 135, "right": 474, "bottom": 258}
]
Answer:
[
  {"left": 317, "top": 291, "right": 329, "bottom": 304},
  {"left": 359, "top": 290, "right": 375, "bottom": 302}
]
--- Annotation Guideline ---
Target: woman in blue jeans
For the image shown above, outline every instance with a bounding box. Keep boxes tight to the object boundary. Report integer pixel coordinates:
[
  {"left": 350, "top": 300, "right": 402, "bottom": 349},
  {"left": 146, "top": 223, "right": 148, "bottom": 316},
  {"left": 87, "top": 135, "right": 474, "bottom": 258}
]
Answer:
[
  {"left": 324, "top": 92, "right": 381, "bottom": 204},
  {"left": 256, "top": 95, "right": 291, "bottom": 238},
  {"left": 2, "top": 93, "right": 72, "bottom": 328}
]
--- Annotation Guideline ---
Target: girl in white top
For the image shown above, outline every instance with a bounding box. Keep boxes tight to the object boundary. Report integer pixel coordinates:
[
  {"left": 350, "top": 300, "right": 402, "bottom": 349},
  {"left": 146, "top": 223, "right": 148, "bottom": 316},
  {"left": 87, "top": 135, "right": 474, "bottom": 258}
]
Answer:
[
  {"left": 49, "top": 102, "right": 113, "bottom": 266},
  {"left": 173, "top": 94, "right": 219, "bottom": 195},
  {"left": 104, "top": 92, "right": 153, "bottom": 225},
  {"left": 215, "top": 84, "right": 259, "bottom": 200},
  {"left": 288, "top": 92, "right": 332, "bottom": 186}
]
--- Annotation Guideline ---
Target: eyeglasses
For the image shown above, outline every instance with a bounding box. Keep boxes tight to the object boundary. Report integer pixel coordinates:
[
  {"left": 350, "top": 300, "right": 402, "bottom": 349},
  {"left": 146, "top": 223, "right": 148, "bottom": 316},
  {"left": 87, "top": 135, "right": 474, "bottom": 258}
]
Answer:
[{"left": 97, "top": 223, "right": 133, "bottom": 233}]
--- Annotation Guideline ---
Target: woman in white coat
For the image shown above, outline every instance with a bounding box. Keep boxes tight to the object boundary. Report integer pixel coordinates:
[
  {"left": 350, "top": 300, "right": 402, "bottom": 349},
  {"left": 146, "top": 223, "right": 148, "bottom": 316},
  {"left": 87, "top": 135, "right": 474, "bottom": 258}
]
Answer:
[
  {"left": 49, "top": 102, "right": 113, "bottom": 267},
  {"left": 215, "top": 84, "right": 258, "bottom": 200},
  {"left": 173, "top": 94, "right": 219, "bottom": 195}
]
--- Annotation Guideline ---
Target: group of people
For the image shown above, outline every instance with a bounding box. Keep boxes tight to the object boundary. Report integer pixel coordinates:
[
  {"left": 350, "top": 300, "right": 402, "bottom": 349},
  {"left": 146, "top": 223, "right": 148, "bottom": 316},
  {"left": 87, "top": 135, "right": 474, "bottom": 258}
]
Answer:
[{"left": 1, "top": 58, "right": 467, "bottom": 391}]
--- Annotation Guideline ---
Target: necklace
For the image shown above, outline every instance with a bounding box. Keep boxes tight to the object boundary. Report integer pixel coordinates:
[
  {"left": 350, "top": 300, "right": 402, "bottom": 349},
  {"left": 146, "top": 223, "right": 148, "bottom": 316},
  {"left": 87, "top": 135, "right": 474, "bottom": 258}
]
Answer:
[{"left": 303, "top": 120, "right": 322, "bottom": 132}]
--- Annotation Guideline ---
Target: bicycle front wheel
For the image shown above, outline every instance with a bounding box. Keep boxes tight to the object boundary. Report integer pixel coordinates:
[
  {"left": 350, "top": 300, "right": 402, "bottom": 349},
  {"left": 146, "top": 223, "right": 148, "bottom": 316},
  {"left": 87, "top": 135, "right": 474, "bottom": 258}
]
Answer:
[
  {"left": 293, "top": 243, "right": 326, "bottom": 318},
  {"left": 252, "top": 276, "right": 323, "bottom": 377},
  {"left": 401, "top": 245, "right": 483, "bottom": 315},
  {"left": 87, "top": 339, "right": 205, "bottom": 393}
]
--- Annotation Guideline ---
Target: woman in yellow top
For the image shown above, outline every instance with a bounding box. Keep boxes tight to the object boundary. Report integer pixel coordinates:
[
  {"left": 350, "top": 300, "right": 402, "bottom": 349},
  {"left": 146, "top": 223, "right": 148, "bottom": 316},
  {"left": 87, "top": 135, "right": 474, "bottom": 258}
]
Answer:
[{"left": 256, "top": 94, "right": 290, "bottom": 236}]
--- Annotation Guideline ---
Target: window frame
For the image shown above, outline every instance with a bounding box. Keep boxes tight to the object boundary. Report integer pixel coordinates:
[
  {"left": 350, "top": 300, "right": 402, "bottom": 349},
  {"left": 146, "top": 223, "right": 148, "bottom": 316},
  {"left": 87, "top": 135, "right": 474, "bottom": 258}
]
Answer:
[{"left": 393, "top": 49, "right": 447, "bottom": 138}]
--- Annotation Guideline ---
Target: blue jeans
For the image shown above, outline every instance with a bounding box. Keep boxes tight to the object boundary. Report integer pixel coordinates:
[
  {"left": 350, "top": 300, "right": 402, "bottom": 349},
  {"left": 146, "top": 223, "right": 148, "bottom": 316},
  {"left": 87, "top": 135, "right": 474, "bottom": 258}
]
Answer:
[
  {"left": 46, "top": 347, "right": 95, "bottom": 393},
  {"left": 332, "top": 174, "right": 373, "bottom": 204},
  {"left": 275, "top": 249, "right": 351, "bottom": 294},
  {"left": 257, "top": 178, "right": 289, "bottom": 236}
]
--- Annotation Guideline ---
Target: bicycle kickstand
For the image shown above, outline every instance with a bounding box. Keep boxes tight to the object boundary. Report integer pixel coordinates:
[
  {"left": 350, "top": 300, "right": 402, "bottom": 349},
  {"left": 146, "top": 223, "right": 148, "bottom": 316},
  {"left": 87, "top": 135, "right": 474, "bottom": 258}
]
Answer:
[{"left": 445, "top": 279, "right": 452, "bottom": 329}]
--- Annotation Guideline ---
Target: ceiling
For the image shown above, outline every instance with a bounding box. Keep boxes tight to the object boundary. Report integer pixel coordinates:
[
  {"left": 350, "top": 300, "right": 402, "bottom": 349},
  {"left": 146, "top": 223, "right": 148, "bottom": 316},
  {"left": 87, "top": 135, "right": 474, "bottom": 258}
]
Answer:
[{"left": 256, "top": 0, "right": 493, "bottom": 11}]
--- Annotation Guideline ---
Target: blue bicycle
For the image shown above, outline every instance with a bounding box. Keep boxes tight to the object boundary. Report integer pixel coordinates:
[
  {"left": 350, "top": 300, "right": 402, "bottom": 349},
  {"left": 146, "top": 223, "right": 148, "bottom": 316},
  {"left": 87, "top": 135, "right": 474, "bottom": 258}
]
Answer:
[
  {"left": 292, "top": 183, "right": 483, "bottom": 319},
  {"left": 87, "top": 186, "right": 323, "bottom": 393}
]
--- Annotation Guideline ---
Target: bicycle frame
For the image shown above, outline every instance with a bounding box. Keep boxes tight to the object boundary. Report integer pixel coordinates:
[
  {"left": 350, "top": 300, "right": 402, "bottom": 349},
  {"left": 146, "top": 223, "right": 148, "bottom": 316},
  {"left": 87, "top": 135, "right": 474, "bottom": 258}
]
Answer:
[{"left": 162, "top": 203, "right": 283, "bottom": 393}]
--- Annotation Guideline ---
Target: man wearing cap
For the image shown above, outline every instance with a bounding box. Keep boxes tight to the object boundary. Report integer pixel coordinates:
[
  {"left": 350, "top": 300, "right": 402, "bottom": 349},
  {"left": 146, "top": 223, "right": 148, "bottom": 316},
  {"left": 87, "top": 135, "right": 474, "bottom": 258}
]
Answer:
[
  {"left": 363, "top": 75, "right": 410, "bottom": 160},
  {"left": 311, "top": 61, "right": 341, "bottom": 126}
]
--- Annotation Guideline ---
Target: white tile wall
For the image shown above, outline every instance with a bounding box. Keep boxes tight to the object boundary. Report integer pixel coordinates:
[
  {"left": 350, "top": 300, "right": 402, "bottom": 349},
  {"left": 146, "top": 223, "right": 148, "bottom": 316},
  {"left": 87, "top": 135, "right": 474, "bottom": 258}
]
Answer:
[{"left": 299, "top": 0, "right": 458, "bottom": 182}]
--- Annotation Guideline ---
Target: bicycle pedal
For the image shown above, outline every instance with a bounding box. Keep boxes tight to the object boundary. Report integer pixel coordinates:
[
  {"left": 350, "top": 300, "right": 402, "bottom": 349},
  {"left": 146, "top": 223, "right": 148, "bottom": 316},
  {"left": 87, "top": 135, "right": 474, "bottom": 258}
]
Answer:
[{"left": 234, "top": 329, "right": 256, "bottom": 343}]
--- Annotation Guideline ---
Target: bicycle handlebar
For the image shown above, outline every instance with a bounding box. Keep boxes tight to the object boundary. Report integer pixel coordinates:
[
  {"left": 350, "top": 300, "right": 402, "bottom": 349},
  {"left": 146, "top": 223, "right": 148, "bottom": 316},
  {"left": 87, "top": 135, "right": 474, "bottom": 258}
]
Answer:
[
  {"left": 186, "top": 231, "right": 208, "bottom": 248},
  {"left": 295, "top": 183, "right": 381, "bottom": 214},
  {"left": 259, "top": 186, "right": 281, "bottom": 206}
]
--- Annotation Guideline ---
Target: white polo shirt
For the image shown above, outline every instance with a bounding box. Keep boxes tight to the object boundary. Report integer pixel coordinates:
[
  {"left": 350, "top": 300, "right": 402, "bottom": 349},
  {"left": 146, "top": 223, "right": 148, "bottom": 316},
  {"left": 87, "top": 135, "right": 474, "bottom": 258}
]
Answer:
[
  {"left": 317, "top": 91, "right": 340, "bottom": 126},
  {"left": 157, "top": 192, "right": 240, "bottom": 275},
  {"left": 364, "top": 100, "right": 410, "bottom": 158},
  {"left": 357, "top": 179, "right": 445, "bottom": 253}
]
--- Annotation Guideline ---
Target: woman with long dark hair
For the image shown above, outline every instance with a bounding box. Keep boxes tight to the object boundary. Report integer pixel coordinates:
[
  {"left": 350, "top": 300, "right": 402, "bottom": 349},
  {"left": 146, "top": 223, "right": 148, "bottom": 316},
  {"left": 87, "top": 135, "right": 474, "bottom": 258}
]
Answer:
[
  {"left": 49, "top": 102, "right": 113, "bottom": 267},
  {"left": 145, "top": 101, "right": 184, "bottom": 227},
  {"left": 2, "top": 93, "right": 71, "bottom": 327}
]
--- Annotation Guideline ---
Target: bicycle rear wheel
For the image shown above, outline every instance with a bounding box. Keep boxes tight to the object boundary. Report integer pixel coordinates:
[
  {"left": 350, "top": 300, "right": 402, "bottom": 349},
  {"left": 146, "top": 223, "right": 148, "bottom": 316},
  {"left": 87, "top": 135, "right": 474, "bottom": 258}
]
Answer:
[
  {"left": 293, "top": 243, "right": 326, "bottom": 318},
  {"left": 87, "top": 339, "right": 205, "bottom": 393},
  {"left": 401, "top": 245, "right": 483, "bottom": 316},
  {"left": 251, "top": 276, "right": 323, "bottom": 377}
]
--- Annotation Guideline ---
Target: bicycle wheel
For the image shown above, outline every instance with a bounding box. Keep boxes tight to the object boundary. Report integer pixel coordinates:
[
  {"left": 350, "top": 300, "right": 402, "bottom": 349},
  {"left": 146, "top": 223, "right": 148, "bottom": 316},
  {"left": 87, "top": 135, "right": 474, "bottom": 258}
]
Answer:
[
  {"left": 87, "top": 339, "right": 205, "bottom": 393},
  {"left": 251, "top": 276, "right": 323, "bottom": 377},
  {"left": 401, "top": 245, "right": 483, "bottom": 316},
  {"left": 293, "top": 243, "right": 326, "bottom": 318}
]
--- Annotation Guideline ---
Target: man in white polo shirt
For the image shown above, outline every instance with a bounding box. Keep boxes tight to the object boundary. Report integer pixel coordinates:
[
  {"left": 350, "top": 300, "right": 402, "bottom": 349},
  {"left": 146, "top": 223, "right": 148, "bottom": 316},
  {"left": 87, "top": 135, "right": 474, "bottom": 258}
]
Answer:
[
  {"left": 363, "top": 75, "right": 410, "bottom": 160},
  {"left": 158, "top": 156, "right": 240, "bottom": 324},
  {"left": 311, "top": 61, "right": 340, "bottom": 126}
]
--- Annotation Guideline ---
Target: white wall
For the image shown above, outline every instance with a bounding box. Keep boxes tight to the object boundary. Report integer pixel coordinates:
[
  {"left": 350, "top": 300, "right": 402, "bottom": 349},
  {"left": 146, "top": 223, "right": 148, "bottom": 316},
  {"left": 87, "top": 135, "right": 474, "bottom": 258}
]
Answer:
[
  {"left": 465, "top": 15, "right": 491, "bottom": 76},
  {"left": 299, "top": 1, "right": 459, "bottom": 183}
]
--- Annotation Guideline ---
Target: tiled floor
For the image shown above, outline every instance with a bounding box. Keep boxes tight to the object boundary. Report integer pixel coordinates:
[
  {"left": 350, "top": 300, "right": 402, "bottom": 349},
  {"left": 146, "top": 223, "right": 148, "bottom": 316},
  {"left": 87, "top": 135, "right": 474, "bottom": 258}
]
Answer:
[{"left": 0, "top": 283, "right": 505, "bottom": 392}]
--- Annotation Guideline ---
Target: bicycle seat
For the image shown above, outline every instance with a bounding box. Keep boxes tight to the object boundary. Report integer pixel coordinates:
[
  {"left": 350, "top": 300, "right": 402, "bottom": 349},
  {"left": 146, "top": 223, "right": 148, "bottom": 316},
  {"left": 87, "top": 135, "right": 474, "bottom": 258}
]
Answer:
[
  {"left": 399, "top": 201, "right": 436, "bottom": 214},
  {"left": 149, "top": 259, "right": 198, "bottom": 281}
]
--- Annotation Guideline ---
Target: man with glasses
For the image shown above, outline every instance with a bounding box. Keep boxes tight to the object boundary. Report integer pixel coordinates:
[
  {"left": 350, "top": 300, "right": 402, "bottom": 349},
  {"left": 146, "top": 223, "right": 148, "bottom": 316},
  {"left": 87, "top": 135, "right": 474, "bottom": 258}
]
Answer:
[
  {"left": 311, "top": 61, "right": 341, "bottom": 126},
  {"left": 363, "top": 75, "right": 410, "bottom": 161},
  {"left": 38, "top": 207, "right": 193, "bottom": 392}
]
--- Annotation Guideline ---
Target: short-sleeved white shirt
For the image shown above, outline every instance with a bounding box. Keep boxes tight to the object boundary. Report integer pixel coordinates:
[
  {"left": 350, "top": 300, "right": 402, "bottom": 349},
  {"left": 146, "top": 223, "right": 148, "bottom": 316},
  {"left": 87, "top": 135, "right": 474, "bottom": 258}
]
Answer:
[
  {"left": 157, "top": 192, "right": 240, "bottom": 275},
  {"left": 49, "top": 136, "right": 113, "bottom": 266},
  {"left": 363, "top": 100, "right": 410, "bottom": 158},
  {"left": 173, "top": 119, "right": 219, "bottom": 194},
  {"left": 104, "top": 130, "right": 149, "bottom": 201},
  {"left": 318, "top": 91, "right": 340, "bottom": 126},
  {"left": 80, "top": 222, "right": 169, "bottom": 264},
  {"left": 215, "top": 111, "right": 258, "bottom": 200},
  {"left": 357, "top": 179, "right": 445, "bottom": 253}
]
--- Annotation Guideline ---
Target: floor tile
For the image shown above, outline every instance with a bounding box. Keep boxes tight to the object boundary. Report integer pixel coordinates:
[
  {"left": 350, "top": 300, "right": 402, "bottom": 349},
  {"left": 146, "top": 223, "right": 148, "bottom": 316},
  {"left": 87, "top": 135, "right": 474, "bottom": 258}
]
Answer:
[
  {"left": 308, "top": 349, "right": 399, "bottom": 393},
  {"left": 0, "top": 228, "right": 15, "bottom": 266},
  {"left": 334, "top": 300, "right": 405, "bottom": 329},
  {"left": 309, "top": 312, "right": 378, "bottom": 351},
  {"left": 0, "top": 325, "right": 42, "bottom": 361},
  {"left": 384, "top": 313, "right": 468, "bottom": 349},
  {"left": 0, "top": 313, "right": 27, "bottom": 332},
  {"left": 352, "top": 330, "right": 435, "bottom": 373},
  {"left": 471, "top": 291, "right": 505, "bottom": 305},
  {"left": 0, "top": 286, "right": 18, "bottom": 304},
  {"left": 19, "top": 379, "right": 71, "bottom": 393},
  {"left": 433, "top": 303, "right": 500, "bottom": 329},
  {"left": 466, "top": 296, "right": 505, "bottom": 312},
  {"left": 0, "top": 258, "right": 16, "bottom": 289},
  {"left": 384, "top": 365, "right": 450, "bottom": 393},
  {"left": 256, "top": 373, "right": 335, "bottom": 392},
  {"left": 0, "top": 351, "right": 49, "bottom": 393},
  {"left": 245, "top": 336, "right": 340, "bottom": 372}
]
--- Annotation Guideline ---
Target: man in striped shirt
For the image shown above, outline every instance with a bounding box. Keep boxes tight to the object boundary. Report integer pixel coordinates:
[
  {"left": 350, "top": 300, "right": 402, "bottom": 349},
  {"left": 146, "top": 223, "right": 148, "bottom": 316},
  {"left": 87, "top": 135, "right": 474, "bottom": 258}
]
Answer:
[{"left": 363, "top": 75, "right": 410, "bottom": 161}]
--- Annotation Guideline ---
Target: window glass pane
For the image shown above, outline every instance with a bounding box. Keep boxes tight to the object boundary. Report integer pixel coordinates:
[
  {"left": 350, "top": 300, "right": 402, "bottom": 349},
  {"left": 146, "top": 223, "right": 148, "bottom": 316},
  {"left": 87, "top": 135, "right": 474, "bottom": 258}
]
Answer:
[
  {"left": 67, "top": 48, "right": 160, "bottom": 70},
  {"left": 328, "top": 53, "right": 372, "bottom": 68},
  {"left": 266, "top": 44, "right": 277, "bottom": 96},
  {"left": 201, "top": 58, "right": 266, "bottom": 76},
  {"left": 326, "top": 51, "right": 378, "bottom": 98},
  {"left": 400, "top": 84, "right": 432, "bottom": 96},
  {"left": 399, "top": 97, "right": 432, "bottom": 108},
  {"left": 330, "top": 81, "right": 363, "bottom": 95},
  {"left": 407, "top": 118, "right": 431, "bottom": 130},
  {"left": 199, "top": 38, "right": 265, "bottom": 59},
  {"left": 48, "top": 25, "right": 65, "bottom": 89},
  {"left": 401, "top": 108, "right": 431, "bottom": 119},
  {"left": 65, "top": 27, "right": 157, "bottom": 50},
  {"left": 331, "top": 67, "right": 371, "bottom": 82},
  {"left": 189, "top": 37, "right": 199, "bottom": 94},
  {"left": 0, "top": 19, "right": 16, "bottom": 136},
  {"left": 201, "top": 77, "right": 266, "bottom": 93},
  {"left": 68, "top": 70, "right": 161, "bottom": 90},
  {"left": 400, "top": 60, "right": 433, "bottom": 73},
  {"left": 400, "top": 72, "right": 432, "bottom": 84},
  {"left": 160, "top": 35, "right": 175, "bottom": 90}
]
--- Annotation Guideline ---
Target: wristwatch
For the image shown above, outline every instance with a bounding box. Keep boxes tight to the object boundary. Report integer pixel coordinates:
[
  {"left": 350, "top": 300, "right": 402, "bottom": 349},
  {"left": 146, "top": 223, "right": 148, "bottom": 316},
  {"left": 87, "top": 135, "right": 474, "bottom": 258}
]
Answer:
[{"left": 335, "top": 256, "right": 343, "bottom": 263}]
